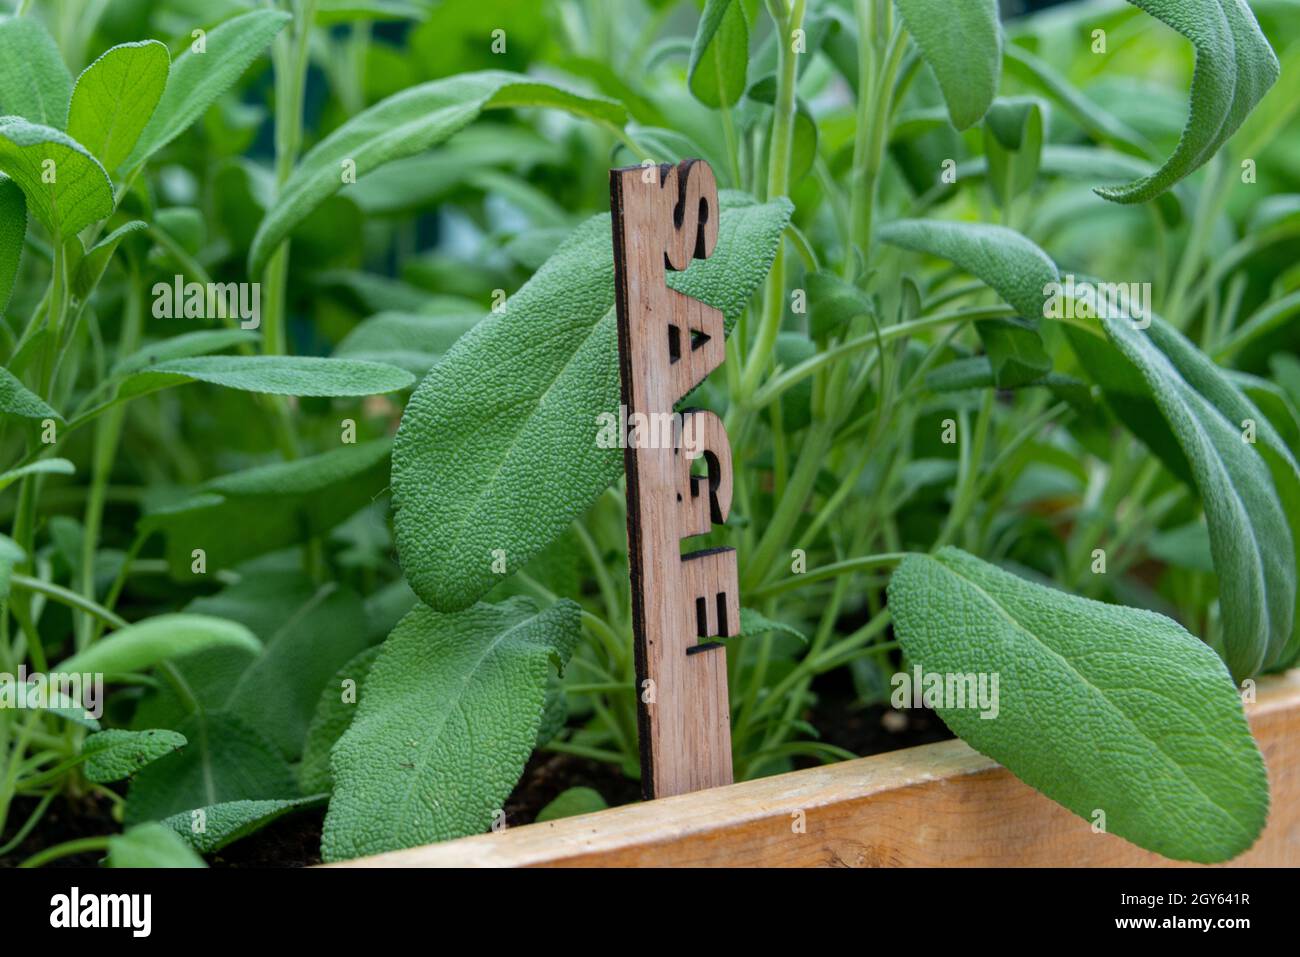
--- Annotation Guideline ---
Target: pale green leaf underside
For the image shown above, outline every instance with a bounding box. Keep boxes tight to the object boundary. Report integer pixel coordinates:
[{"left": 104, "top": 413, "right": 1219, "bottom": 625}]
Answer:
[
  {"left": 123, "top": 355, "right": 415, "bottom": 398},
  {"left": 392, "top": 194, "right": 792, "bottom": 612},
  {"left": 1097, "top": 0, "right": 1279, "bottom": 204},
  {"left": 59, "top": 613, "right": 261, "bottom": 675},
  {"left": 248, "top": 70, "right": 626, "bottom": 277},
  {"left": 322, "top": 597, "right": 580, "bottom": 861},
  {"left": 888, "top": 547, "right": 1268, "bottom": 863},
  {"left": 68, "top": 41, "right": 170, "bottom": 172},
  {"left": 894, "top": 0, "right": 1001, "bottom": 131}
]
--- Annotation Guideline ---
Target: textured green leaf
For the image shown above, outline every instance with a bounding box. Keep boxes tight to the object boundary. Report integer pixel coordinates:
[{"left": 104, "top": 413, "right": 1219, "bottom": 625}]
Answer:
[
  {"left": 125, "top": 713, "right": 298, "bottom": 825},
  {"left": 0, "top": 17, "right": 72, "bottom": 128},
  {"left": 984, "top": 96, "right": 1045, "bottom": 207},
  {"left": 160, "top": 796, "right": 325, "bottom": 854},
  {"left": 322, "top": 597, "right": 581, "bottom": 860},
  {"left": 738, "top": 607, "right": 807, "bottom": 643},
  {"left": 68, "top": 41, "right": 170, "bottom": 172},
  {"left": 144, "top": 440, "right": 393, "bottom": 576},
  {"left": 112, "top": 329, "right": 259, "bottom": 376},
  {"left": 107, "top": 822, "right": 206, "bottom": 867},
  {"left": 894, "top": 0, "right": 1000, "bottom": 131},
  {"left": 300, "top": 645, "right": 381, "bottom": 794},
  {"left": 0, "top": 117, "right": 113, "bottom": 238},
  {"left": 0, "top": 365, "right": 60, "bottom": 420},
  {"left": 333, "top": 310, "right": 480, "bottom": 375},
  {"left": 1096, "top": 0, "right": 1279, "bottom": 204},
  {"left": 0, "top": 532, "right": 22, "bottom": 619},
  {"left": 878, "top": 219, "right": 1057, "bottom": 321},
  {"left": 536, "top": 787, "right": 608, "bottom": 822},
  {"left": 878, "top": 219, "right": 1056, "bottom": 387},
  {"left": 393, "top": 195, "right": 791, "bottom": 612},
  {"left": 689, "top": 0, "right": 749, "bottom": 109},
  {"left": 224, "top": 584, "right": 372, "bottom": 760},
  {"left": 83, "top": 729, "right": 187, "bottom": 783},
  {"left": 888, "top": 547, "right": 1268, "bottom": 863},
  {"left": 125, "top": 10, "right": 290, "bottom": 170},
  {"left": 1094, "top": 314, "right": 1297, "bottom": 679},
  {"left": 0, "top": 175, "right": 23, "bottom": 316},
  {"left": 59, "top": 614, "right": 261, "bottom": 676},
  {"left": 72, "top": 220, "right": 147, "bottom": 299},
  {"left": 122, "top": 355, "right": 414, "bottom": 398},
  {"left": 248, "top": 70, "right": 625, "bottom": 277}
]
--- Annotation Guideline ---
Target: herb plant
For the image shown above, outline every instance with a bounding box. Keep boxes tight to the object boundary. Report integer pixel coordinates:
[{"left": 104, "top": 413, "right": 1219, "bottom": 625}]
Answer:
[{"left": 1, "top": 0, "right": 1297, "bottom": 868}]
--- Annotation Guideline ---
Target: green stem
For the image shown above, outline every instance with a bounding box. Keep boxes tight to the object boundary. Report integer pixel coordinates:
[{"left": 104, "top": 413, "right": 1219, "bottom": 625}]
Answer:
[
  {"left": 19, "top": 834, "right": 111, "bottom": 868},
  {"left": 10, "top": 574, "right": 129, "bottom": 631}
]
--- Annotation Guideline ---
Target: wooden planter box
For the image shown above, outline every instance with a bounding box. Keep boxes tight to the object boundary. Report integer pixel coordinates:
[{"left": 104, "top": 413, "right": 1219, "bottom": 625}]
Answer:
[{"left": 342, "top": 670, "right": 1300, "bottom": 867}]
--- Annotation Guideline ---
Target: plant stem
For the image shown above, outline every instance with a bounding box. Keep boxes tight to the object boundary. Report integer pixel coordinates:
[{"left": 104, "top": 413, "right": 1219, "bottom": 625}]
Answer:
[{"left": 19, "top": 834, "right": 111, "bottom": 868}]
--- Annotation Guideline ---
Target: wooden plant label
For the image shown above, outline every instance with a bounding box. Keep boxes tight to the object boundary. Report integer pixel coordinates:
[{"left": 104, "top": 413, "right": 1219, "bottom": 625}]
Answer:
[{"left": 610, "top": 159, "right": 737, "bottom": 799}]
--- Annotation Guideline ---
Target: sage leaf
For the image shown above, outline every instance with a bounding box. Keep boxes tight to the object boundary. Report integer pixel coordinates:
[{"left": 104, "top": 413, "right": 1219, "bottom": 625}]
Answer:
[
  {"left": 59, "top": 614, "right": 261, "bottom": 676},
  {"left": 143, "top": 440, "right": 393, "bottom": 576},
  {"left": 124, "top": 9, "right": 291, "bottom": 170},
  {"left": 689, "top": 0, "right": 749, "bottom": 109},
  {"left": 1096, "top": 0, "right": 1279, "bottom": 204},
  {"left": 72, "top": 220, "right": 147, "bottom": 299},
  {"left": 0, "top": 533, "right": 19, "bottom": 622},
  {"left": 0, "top": 458, "right": 73, "bottom": 493},
  {"left": 125, "top": 713, "right": 298, "bottom": 825},
  {"left": 333, "top": 310, "right": 480, "bottom": 375},
  {"left": 83, "top": 729, "right": 188, "bottom": 783},
  {"left": 111, "top": 329, "right": 259, "bottom": 376},
  {"left": 106, "top": 823, "right": 206, "bottom": 868},
  {"left": 877, "top": 219, "right": 1056, "bottom": 387},
  {"left": 0, "top": 175, "right": 23, "bottom": 315},
  {"left": 122, "top": 355, "right": 414, "bottom": 398},
  {"left": 536, "top": 787, "right": 608, "bottom": 822},
  {"left": 392, "top": 194, "right": 791, "bottom": 612},
  {"left": 322, "top": 597, "right": 581, "bottom": 860},
  {"left": 888, "top": 547, "right": 1268, "bottom": 863},
  {"left": 0, "top": 117, "right": 113, "bottom": 238},
  {"left": 0, "top": 16, "right": 72, "bottom": 128},
  {"left": 300, "top": 645, "right": 381, "bottom": 794},
  {"left": 160, "top": 796, "right": 325, "bottom": 854},
  {"left": 248, "top": 71, "right": 625, "bottom": 277},
  {"left": 68, "top": 41, "right": 170, "bottom": 172},
  {"left": 739, "top": 607, "right": 808, "bottom": 643},
  {"left": 894, "top": 0, "right": 1000, "bottom": 131},
  {"left": 0, "top": 365, "right": 60, "bottom": 420}
]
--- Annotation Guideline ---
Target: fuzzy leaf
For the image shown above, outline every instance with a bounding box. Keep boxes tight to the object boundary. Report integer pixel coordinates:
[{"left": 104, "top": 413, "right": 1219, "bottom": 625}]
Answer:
[
  {"left": 160, "top": 796, "right": 325, "bottom": 854},
  {"left": 106, "top": 823, "right": 206, "bottom": 867},
  {"left": 322, "top": 597, "right": 581, "bottom": 860},
  {"left": 68, "top": 41, "right": 170, "bottom": 172},
  {"left": 333, "top": 310, "right": 480, "bottom": 375},
  {"left": 1096, "top": 0, "right": 1278, "bottom": 204},
  {"left": 112, "top": 329, "right": 259, "bottom": 376},
  {"left": 83, "top": 728, "right": 188, "bottom": 783},
  {"left": 59, "top": 614, "right": 261, "bottom": 676},
  {"left": 300, "top": 645, "right": 381, "bottom": 794},
  {"left": 0, "top": 365, "right": 60, "bottom": 420},
  {"left": 248, "top": 70, "right": 625, "bottom": 277},
  {"left": 888, "top": 547, "right": 1268, "bottom": 863},
  {"left": 536, "top": 787, "right": 608, "bottom": 822},
  {"left": 0, "top": 175, "right": 23, "bottom": 316},
  {"left": 122, "top": 355, "right": 414, "bottom": 398},
  {"left": 0, "top": 117, "right": 113, "bottom": 238},
  {"left": 125, "top": 713, "right": 297, "bottom": 825},
  {"left": 125, "top": 10, "right": 290, "bottom": 170},
  {"left": 739, "top": 607, "right": 807, "bottom": 643},
  {"left": 689, "top": 0, "right": 749, "bottom": 109},
  {"left": 894, "top": 0, "right": 1000, "bottom": 131},
  {"left": 393, "top": 195, "right": 792, "bottom": 612},
  {"left": 73, "top": 220, "right": 147, "bottom": 299},
  {"left": 0, "top": 16, "right": 72, "bottom": 128}
]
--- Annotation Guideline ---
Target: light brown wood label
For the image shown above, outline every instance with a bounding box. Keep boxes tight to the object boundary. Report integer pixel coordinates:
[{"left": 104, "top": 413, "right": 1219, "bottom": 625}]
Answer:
[{"left": 610, "top": 159, "right": 737, "bottom": 799}]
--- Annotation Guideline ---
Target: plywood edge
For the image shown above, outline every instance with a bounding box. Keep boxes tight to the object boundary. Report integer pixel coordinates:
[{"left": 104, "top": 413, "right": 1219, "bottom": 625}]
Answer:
[{"left": 335, "top": 669, "right": 1300, "bottom": 868}]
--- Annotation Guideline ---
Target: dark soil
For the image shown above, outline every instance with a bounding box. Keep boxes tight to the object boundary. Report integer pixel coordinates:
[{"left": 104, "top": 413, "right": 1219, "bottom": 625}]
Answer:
[{"left": 1, "top": 791, "right": 121, "bottom": 868}]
